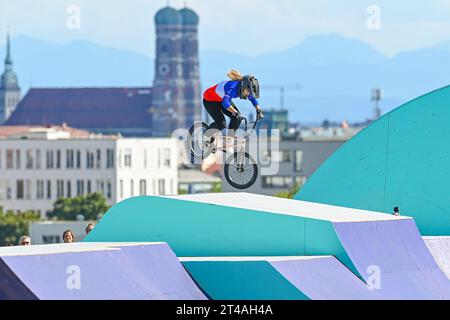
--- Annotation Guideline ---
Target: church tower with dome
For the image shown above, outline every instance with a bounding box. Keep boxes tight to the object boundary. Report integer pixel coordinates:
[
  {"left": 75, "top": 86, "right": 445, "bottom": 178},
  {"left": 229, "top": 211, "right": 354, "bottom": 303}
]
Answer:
[
  {"left": 151, "top": 5, "right": 201, "bottom": 137},
  {"left": 0, "top": 33, "right": 21, "bottom": 124}
]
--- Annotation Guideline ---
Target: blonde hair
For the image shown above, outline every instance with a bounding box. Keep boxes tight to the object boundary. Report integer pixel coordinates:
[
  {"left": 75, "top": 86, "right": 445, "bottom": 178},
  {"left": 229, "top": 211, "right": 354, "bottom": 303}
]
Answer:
[{"left": 227, "top": 69, "right": 243, "bottom": 81}]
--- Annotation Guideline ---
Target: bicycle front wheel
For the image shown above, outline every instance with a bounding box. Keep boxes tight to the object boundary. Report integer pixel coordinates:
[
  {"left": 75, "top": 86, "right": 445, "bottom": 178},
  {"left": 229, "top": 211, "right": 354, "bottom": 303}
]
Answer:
[{"left": 224, "top": 152, "right": 259, "bottom": 190}]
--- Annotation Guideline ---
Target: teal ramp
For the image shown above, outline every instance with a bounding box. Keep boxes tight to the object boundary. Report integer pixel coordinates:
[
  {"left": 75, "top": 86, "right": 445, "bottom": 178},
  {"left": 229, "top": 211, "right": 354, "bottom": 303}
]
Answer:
[
  {"left": 86, "top": 193, "right": 406, "bottom": 279},
  {"left": 181, "top": 256, "right": 376, "bottom": 300},
  {"left": 181, "top": 257, "right": 310, "bottom": 300},
  {"left": 85, "top": 193, "right": 450, "bottom": 299},
  {"left": 296, "top": 85, "right": 450, "bottom": 236}
]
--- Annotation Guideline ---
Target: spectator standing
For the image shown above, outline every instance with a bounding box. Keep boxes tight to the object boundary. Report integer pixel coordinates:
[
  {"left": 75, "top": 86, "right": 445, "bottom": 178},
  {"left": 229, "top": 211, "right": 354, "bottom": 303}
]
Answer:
[
  {"left": 63, "top": 230, "right": 75, "bottom": 243},
  {"left": 85, "top": 223, "right": 95, "bottom": 235},
  {"left": 19, "top": 236, "right": 31, "bottom": 246}
]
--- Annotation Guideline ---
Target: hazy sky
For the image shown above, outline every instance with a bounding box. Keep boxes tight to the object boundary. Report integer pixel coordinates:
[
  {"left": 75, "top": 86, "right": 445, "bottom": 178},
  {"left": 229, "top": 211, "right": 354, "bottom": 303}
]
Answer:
[{"left": 1, "top": 0, "right": 450, "bottom": 57}]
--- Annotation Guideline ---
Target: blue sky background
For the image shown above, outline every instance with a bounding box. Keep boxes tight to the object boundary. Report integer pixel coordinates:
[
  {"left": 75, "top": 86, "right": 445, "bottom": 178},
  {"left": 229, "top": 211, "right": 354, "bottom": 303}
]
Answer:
[
  {"left": 2, "top": 0, "right": 450, "bottom": 57},
  {"left": 2, "top": 1, "right": 450, "bottom": 123}
]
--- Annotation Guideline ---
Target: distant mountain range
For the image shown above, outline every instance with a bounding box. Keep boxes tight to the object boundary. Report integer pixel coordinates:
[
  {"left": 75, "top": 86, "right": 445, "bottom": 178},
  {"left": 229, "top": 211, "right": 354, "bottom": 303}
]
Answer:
[{"left": 1, "top": 34, "right": 450, "bottom": 123}]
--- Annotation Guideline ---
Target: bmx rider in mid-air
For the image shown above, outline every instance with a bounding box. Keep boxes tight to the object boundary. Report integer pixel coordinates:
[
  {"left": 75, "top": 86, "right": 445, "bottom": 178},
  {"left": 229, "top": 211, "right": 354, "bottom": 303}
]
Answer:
[{"left": 202, "top": 69, "right": 264, "bottom": 141}]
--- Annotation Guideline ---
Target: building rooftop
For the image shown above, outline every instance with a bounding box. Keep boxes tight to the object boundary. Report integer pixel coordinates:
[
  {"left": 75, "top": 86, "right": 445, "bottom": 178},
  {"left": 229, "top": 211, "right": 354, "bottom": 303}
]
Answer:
[
  {"left": 0, "top": 124, "right": 93, "bottom": 139},
  {"left": 5, "top": 87, "right": 153, "bottom": 130}
]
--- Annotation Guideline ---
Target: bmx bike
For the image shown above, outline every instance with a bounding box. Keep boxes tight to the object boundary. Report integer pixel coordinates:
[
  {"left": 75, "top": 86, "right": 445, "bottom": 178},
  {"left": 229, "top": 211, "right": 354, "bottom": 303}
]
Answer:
[{"left": 187, "top": 117, "right": 260, "bottom": 190}]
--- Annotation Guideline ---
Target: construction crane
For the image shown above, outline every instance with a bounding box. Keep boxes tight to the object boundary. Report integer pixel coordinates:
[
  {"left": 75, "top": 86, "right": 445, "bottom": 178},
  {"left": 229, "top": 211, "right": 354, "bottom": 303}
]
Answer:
[{"left": 263, "top": 84, "right": 302, "bottom": 110}]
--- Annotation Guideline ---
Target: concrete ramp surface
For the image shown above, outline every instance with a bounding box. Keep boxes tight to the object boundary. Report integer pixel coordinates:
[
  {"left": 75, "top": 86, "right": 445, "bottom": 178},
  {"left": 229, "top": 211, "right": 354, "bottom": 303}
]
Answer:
[
  {"left": 0, "top": 243, "right": 206, "bottom": 300},
  {"left": 424, "top": 237, "right": 450, "bottom": 280},
  {"left": 182, "top": 256, "right": 378, "bottom": 300},
  {"left": 334, "top": 220, "right": 450, "bottom": 299},
  {"left": 86, "top": 193, "right": 450, "bottom": 300}
]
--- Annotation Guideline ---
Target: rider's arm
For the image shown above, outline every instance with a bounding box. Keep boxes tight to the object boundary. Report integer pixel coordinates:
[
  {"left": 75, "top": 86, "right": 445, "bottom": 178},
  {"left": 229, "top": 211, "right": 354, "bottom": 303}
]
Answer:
[
  {"left": 223, "top": 94, "right": 239, "bottom": 115},
  {"left": 248, "top": 95, "right": 261, "bottom": 111}
]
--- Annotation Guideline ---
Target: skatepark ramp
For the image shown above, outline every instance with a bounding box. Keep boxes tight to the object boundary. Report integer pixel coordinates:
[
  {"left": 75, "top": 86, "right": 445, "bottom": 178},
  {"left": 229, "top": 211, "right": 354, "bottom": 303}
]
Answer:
[
  {"left": 425, "top": 237, "right": 450, "bottom": 280},
  {"left": 85, "top": 193, "right": 450, "bottom": 299},
  {"left": 181, "top": 256, "right": 377, "bottom": 300},
  {"left": 0, "top": 243, "right": 206, "bottom": 300},
  {"left": 295, "top": 85, "right": 450, "bottom": 236}
]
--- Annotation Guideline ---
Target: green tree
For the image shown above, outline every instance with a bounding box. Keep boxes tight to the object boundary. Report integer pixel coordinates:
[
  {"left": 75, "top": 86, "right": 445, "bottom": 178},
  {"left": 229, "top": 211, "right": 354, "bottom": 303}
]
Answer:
[
  {"left": 47, "top": 192, "right": 110, "bottom": 221},
  {"left": 274, "top": 184, "right": 302, "bottom": 199},
  {"left": 0, "top": 208, "right": 40, "bottom": 246}
]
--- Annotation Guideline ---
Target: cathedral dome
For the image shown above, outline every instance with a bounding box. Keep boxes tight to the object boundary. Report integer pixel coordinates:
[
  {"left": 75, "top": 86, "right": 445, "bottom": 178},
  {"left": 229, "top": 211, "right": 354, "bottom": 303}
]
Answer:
[
  {"left": 179, "top": 8, "right": 199, "bottom": 25},
  {"left": 1, "top": 70, "right": 19, "bottom": 89},
  {"left": 155, "top": 7, "right": 182, "bottom": 25}
]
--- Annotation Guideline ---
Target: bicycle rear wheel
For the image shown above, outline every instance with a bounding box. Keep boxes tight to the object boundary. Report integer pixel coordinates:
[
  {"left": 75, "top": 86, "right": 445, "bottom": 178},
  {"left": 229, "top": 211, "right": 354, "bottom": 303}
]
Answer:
[
  {"left": 224, "top": 152, "right": 258, "bottom": 190},
  {"left": 187, "top": 122, "right": 214, "bottom": 161}
]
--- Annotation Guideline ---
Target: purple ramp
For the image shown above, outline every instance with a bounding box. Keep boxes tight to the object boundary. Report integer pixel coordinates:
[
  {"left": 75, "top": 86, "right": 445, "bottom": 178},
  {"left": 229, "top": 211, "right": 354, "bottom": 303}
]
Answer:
[
  {"left": 270, "top": 257, "right": 380, "bottom": 300},
  {"left": 333, "top": 219, "right": 450, "bottom": 300},
  {"left": 1, "top": 243, "right": 206, "bottom": 300}
]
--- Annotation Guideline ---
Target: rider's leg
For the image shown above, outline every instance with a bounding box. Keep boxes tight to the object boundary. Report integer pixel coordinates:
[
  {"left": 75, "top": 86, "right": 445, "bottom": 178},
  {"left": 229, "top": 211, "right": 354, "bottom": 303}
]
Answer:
[
  {"left": 223, "top": 107, "right": 243, "bottom": 134},
  {"left": 203, "top": 100, "right": 226, "bottom": 134},
  {"left": 203, "top": 100, "right": 226, "bottom": 144}
]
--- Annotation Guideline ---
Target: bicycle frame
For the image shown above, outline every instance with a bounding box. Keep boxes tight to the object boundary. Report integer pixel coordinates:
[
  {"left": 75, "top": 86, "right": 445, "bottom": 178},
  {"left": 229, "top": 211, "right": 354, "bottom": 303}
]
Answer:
[{"left": 211, "top": 117, "right": 260, "bottom": 155}]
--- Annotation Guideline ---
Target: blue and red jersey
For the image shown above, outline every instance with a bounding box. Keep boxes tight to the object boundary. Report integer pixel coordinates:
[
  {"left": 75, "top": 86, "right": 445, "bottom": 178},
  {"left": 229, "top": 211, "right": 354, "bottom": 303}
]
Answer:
[{"left": 203, "top": 80, "right": 259, "bottom": 109}]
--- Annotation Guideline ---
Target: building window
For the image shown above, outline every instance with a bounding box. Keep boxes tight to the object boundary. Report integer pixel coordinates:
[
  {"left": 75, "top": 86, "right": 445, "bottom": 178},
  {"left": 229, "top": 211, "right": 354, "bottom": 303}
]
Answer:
[
  {"left": 26, "top": 150, "right": 34, "bottom": 169},
  {"left": 163, "top": 149, "right": 171, "bottom": 168},
  {"left": 107, "top": 181, "right": 112, "bottom": 199},
  {"left": 47, "top": 180, "right": 52, "bottom": 199},
  {"left": 67, "top": 181, "right": 72, "bottom": 198},
  {"left": 267, "top": 150, "right": 291, "bottom": 163},
  {"left": 262, "top": 176, "right": 295, "bottom": 189},
  {"left": 36, "top": 150, "right": 41, "bottom": 170},
  {"left": 15, "top": 150, "right": 21, "bottom": 170},
  {"left": 46, "top": 150, "right": 54, "bottom": 169},
  {"left": 56, "top": 180, "right": 64, "bottom": 198},
  {"left": 86, "top": 151, "right": 94, "bottom": 169},
  {"left": 139, "top": 180, "right": 146, "bottom": 196},
  {"left": 294, "top": 150, "right": 303, "bottom": 172},
  {"left": 87, "top": 180, "right": 92, "bottom": 194},
  {"left": 158, "top": 179, "right": 165, "bottom": 195},
  {"left": 96, "top": 149, "right": 101, "bottom": 169},
  {"left": 6, "top": 149, "right": 13, "bottom": 169},
  {"left": 130, "top": 179, "right": 134, "bottom": 197},
  {"left": 96, "top": 180, "right": 105, "bottom": 195},
  {"left": 77, "top": 180, "right": 85, "bottom": 196},
  {"left": 76, "top": 150, "right": 81, "bottom": 168},
  {"left": 124, "top": 149, "right": 132, "bottom": 168},
  {"left": 36, "top": 180, "right": 45, "bottom": 199},
  {"left": 56, "top": 150, "right": 61, "bottom": 169},
  {"left": 106, "top": 149, "right": 115, "bottom": 169},
  {"left": 16, "top": 180, "right": 24, "bottom": 199},
  {"left": 25, "top": 180, "right": 31, "bottom": 200},
  {"left": 66, "top": 150, "right": 74, "bottom": 169},
  {"left": 6, "top": 181, "right": 12, "bottom": 200}
]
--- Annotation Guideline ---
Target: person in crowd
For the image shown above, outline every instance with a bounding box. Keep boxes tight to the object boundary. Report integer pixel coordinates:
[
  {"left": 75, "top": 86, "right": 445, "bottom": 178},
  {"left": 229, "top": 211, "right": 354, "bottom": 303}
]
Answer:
[
  {"left": 85, "top": 223, "right": 94, "bottom": 235},
  {"left": 19, "top": 236, "right": 31, "bottom": 246},
  {"left": 63, "top": 230, "right": 75, "bottom": 243}
]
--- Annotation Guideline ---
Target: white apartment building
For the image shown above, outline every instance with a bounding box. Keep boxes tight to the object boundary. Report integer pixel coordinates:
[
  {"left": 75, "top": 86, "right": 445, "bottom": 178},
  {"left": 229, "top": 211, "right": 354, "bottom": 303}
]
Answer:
[
  {"left": 0, "top": 127, "right": 178, "bottom": 216},
  {"left": 222, "top": 136, "right": 350, "bottom": 196}
]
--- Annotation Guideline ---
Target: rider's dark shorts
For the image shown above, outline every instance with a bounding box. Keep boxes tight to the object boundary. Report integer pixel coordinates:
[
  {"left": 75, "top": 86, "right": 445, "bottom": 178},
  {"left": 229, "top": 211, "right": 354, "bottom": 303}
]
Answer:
[{"left": 203, "top": 99, "right": 241, "bottom": 131}]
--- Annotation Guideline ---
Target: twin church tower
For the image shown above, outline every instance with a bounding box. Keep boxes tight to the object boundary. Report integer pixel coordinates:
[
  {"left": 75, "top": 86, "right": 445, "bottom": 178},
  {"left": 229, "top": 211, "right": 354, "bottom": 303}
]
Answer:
[{"left": 152, "top": 6, "right": 202, "bottom": 136}]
